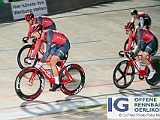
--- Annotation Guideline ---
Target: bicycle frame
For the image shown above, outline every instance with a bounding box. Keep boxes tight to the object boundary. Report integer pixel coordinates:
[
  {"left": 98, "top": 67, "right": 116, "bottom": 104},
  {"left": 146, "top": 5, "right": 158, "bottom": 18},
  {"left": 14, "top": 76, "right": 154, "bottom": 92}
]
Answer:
[
  {"left": 27, "top": 42, "right": 44, "bottom": 57},
  {"left": 28, "top": 60, "right": 74, "bottom": 86},
  {"left": 126, "top": 54, "right": 155, "bottom": 77}
]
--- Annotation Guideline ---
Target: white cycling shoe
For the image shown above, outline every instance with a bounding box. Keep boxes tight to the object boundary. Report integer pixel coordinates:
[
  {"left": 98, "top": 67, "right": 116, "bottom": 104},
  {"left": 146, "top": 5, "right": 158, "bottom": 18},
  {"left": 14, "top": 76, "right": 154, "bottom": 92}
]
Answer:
[{"left": 147, "top": 70, "right": 156, "bottom": 79}]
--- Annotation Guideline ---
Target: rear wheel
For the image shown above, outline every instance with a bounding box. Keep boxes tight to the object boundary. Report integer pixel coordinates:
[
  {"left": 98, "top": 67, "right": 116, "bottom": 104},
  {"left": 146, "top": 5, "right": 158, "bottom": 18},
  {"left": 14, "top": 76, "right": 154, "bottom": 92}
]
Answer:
[
  {"left": 59, "top": 64, "right": 85, "bottom": 95},
  {"left": 15, "top": 67, "right": 45, "bottom": 101},
  {"left": 113, "top": 60, "right": 135, "bottom": 89},
  {"left": 145, "top": 59, "right": 160, "bottom": 85},
  {"left": 17, "top": 44, "right": 38, "bottom": 69}
]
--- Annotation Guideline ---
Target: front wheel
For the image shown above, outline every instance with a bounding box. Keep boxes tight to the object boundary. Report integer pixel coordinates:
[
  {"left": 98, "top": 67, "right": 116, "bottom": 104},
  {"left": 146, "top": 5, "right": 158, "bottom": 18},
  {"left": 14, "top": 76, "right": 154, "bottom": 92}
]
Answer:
[
  {"left": 145, "top": 59, "right": 160, "bottom": 85},
  {"left": 15, "top": 67, "right": 45, "bottom": 101},
  {"left": 59, "top": 64, "right": 85, "bottom": 95},
  {"left": 17, "top": 44, "right": 38, "bottom": 69},
  {"left": 113, "top": 60, "right": 135, "bottom": 89}
]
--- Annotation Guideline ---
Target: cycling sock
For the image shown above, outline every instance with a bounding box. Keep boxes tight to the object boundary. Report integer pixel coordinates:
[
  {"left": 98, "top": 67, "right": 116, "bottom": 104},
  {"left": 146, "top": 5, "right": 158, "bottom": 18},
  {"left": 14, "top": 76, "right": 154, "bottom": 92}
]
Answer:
[
  {"left": 54, "top": 76, "right": 59, "bottom": 84},
  {"left": 148, "top": 64, "right": 154, "bottom": 72}
]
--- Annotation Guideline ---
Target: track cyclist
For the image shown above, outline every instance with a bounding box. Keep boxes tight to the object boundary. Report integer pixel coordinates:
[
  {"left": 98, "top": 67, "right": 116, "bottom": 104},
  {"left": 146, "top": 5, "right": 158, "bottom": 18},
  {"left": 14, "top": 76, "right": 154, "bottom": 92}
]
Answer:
[
  {"left": 124, "top": 22, "right": 157, "bottom": 79},
  {"left": 24, "top": 12, "right": 56, "bottom": 41},
  {"left": 29, "top": 24, "right": 70, "bottom": 91},
  {"left": 131, "top": 9, "right": 151, "bottom": 30}
]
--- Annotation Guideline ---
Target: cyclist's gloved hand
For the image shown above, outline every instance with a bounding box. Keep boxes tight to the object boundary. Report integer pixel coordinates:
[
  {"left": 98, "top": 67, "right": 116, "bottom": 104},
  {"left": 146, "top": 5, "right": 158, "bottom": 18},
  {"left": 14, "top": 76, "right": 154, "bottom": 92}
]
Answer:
[
  {"left": 22, "top": 37, "right": 29, "bottom": 43},
  {"left": 27, "top": 59, "right": 32, "bottom": 64},
  {"left": 35, "top": 61, "right": 42, "bottom": 69},
  {"left": 130, "top": 53, "right": 136, "bottom": 60},
  {"left": 24, "top": 57, "right": 32, "bottom": 64}
]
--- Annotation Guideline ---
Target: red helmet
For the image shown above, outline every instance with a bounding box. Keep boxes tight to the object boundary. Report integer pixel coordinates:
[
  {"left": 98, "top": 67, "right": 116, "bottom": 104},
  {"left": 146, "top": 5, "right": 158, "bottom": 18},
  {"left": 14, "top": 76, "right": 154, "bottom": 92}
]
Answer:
[
  {"left": 31, "top": 24, "right": 42, "bottom": 32},
  {"left": 24, "top": 12, "right": 34, "bottom": 21},
  {"left": 124, "top": 22, "right": 135, "bottom": 29}
]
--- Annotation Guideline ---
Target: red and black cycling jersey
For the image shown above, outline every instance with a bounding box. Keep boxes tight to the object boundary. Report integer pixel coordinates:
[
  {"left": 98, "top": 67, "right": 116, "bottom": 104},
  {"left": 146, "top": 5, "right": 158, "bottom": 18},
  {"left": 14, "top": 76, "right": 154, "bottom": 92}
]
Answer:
[
  {"left": 131, "top": 12, "right": 151, "bottom": 28},
  {"left": 27, "top": 16, "right": 55, "bottom": 37},
  {"left": 126, "top": 28, "right": 154, "bottom": 52},
  {"left": 31, "top": 30, "right": 68, "bottom": 62}
]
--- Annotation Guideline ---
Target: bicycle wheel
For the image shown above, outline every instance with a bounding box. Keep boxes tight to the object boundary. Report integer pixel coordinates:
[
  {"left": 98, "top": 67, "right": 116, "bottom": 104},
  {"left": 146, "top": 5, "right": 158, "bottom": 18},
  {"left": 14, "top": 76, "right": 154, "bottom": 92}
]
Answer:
[
  {"left": 59, "top": 64, "right": 85, "bottom": 95},
  {"left": 113, "top": 60, "right": 135, "bottom": 89},
  {"left": 145, "top": 59, "right": 160, "bottom": 85},
  {"left": 15, "top": 67, "right": 45, "bottom": 101},
  {"left": 17, "top": 44, "right": 38, "bottom": 69},
  {"left": 124, "top": 38, "right": 137, "bottom": 52}
]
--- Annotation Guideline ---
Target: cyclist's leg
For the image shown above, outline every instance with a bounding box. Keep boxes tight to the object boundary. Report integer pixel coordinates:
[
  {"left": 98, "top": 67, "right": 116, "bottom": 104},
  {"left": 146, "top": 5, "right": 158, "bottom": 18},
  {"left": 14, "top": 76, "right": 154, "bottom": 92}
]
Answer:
[
  {"left": 143, "top": 38, "right": 156, "bottom": 79},
  {"left": 49, "top": 40, "right": 70, "bottom": 91}
]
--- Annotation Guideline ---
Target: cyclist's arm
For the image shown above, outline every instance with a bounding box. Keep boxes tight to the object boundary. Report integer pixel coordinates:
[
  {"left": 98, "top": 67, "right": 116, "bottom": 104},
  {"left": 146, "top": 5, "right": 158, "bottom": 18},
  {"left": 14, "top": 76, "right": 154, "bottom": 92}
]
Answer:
[
  {"left": 139, "top": 17, "right": 144, "bottom": 28},
  {"left": 41, "top": 29, "right": 54, "bottom": 63},
  {"left": 125, "top": 35, "right": 133, "bottom": 52},
  {"left": 134, "top": 29, "right": 143, "bottom": 56},
  {"left": 31, "top": 39, "right": 42, "bottom": 58},
  {"left": 27, "top": 24, "right": 32, "bottom": 38},
  {"left": 36, "top": 16, "right": 42, "bottom": 25},
  {"left": 131, "top": 17, "right": 135, "bottom": 23}
]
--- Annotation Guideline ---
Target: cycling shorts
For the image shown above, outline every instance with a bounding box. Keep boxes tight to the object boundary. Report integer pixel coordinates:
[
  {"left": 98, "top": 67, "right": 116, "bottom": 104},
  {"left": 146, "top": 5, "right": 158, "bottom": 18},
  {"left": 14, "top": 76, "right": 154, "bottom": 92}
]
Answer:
[
  {"left": 140, "top": 37, "right": 157, "bottom": 54},
  {"left": 50, "top": 39, "right": 70, "bottom": 59}
]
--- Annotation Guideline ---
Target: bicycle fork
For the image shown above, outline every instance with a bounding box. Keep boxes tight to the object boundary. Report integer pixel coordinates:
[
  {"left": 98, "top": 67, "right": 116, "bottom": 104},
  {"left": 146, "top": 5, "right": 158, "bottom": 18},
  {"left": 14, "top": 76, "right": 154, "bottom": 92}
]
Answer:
[{"left": 28, "top": 68, "right": 39, "bottom": 85}]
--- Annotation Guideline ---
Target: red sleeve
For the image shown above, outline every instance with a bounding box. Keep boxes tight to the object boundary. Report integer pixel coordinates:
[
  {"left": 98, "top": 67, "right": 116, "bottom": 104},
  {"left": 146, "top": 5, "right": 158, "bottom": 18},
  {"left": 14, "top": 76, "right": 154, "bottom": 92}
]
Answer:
[
  {"left": 27, "top": 24, "right": 32, "bottom": 37},
  {"left": 126, "top": 35, "right": 133, "bottom": 52},
  {"left": 31, "top": 39, "right": 42, "bottom": 58}
]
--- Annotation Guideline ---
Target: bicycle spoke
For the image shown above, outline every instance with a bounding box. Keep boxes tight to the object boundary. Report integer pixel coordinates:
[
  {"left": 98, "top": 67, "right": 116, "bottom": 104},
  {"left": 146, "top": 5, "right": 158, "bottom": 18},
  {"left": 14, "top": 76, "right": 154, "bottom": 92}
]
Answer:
[
  {"left": 118, "top": 68, "right": 124, "bottom": 75},
  {"left": 117, "top": 75, "right": 124, "bottom": 82}
]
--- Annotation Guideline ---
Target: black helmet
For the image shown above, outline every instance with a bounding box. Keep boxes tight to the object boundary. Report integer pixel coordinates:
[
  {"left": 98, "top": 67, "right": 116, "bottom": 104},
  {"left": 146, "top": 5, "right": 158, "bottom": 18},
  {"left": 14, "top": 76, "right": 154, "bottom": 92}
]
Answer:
[{"left": 131, "top": 9, "right": 138, "bottom": 15}]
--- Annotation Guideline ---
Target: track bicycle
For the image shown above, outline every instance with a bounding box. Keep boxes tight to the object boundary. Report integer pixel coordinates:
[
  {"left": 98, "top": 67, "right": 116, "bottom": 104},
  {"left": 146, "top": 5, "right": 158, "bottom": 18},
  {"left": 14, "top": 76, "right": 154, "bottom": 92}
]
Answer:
[
  {"left": 113, "top": 50, "right": 160, "bottom": 89},
  {"left": 17, "top": 37, "right": 68, "bottom": 69},
  {"left": 15, "top": 57, "right": 85, "bottom": 101}
]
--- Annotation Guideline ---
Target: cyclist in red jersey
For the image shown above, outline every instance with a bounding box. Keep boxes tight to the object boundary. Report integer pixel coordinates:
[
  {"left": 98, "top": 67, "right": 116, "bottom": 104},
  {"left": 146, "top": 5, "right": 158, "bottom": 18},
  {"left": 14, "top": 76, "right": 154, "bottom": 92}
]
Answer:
[
  {"left": 24, "top": 12, "right": 56, "bottom": 41},
  {"left": 29, "top": 24, "right": 70, "bottom": 91},
  {"left": 24, "top": 12, "right": 57, "bottom": 64},
  {"left": 124, "top": 22, "right": 157, "bottom": 79},
  {"left": 131, "top": 9, "right": 151, "bottom": 30}
]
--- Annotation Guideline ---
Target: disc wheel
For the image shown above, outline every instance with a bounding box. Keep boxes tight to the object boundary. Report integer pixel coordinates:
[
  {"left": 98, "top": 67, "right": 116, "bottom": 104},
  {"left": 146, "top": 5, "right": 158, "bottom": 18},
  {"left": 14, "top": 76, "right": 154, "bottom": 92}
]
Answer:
[{"left": 113, "top": 60, "right": 135, "bottom": 89}]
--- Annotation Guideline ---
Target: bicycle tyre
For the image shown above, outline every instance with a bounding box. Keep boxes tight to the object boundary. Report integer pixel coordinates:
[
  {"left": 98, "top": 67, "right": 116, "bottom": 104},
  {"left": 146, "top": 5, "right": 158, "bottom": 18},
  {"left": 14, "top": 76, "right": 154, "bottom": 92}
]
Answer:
[
  {"left": 113, "top": 60, "right": 135, "bottom": 89},
  {"left": 15, "top": 67, "right": 45, "bottom": 101},
  {"left": 17, "top": 44, "right": 38, "bottom": 69},
  {"left": 59, "top": 64, "right": 85, "bottom": 95},
  {"left": 145, "top": 59, "right": 160, "bottom": 86}
]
